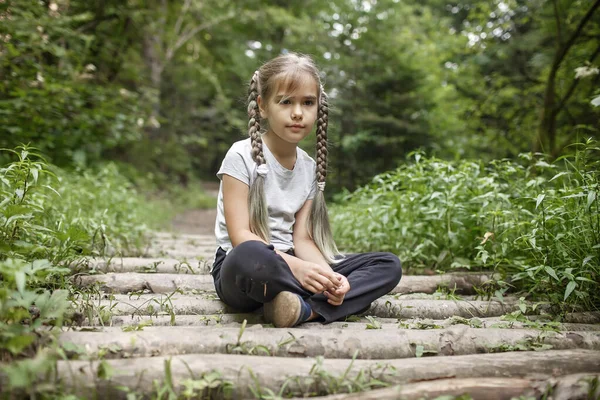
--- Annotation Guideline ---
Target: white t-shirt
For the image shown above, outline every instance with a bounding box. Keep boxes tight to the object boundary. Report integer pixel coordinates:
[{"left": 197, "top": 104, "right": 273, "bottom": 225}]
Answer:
[{"left": 215, "top": 138, "right": 317, "bottom": 253}]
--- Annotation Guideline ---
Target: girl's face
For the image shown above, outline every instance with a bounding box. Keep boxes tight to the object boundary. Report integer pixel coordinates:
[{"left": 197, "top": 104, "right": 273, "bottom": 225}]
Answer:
[{"left": 258, "top": 75, "right": 319, "bottom": 146}]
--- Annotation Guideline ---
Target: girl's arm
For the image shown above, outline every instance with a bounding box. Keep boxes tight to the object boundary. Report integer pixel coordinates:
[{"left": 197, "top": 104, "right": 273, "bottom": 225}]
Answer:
[
  {"left": 222, "top": 174, "right": 267, "bottom": 246},
  {"left": 293, "top": 199, "right": 350, "bottom": 304},
  {"left": 223, "top": 175, "right": 337, "bottom": 293},
  {"left": 291, "top": 199, "right": 331, "bottom": 270}
]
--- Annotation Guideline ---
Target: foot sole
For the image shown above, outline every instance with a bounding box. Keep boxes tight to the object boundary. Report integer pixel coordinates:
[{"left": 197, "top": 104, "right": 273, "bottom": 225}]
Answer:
[{"left": 263, "top": 291, "right": 301, "bottom": 328}]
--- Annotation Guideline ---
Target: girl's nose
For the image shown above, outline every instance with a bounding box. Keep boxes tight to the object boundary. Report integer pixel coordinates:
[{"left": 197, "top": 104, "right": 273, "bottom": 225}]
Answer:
[{"left": 291, "top": 104, "right": 302, "bottom": 119}]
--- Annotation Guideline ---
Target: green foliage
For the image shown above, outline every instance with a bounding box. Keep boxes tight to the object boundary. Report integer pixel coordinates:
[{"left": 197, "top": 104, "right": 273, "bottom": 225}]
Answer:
[
  {"left": 0, "top": 145, "right": 171, "bottom": 394},
  {"left": 0, "top": 145, "right": 166, "bottom": 265},
  {"left": 332, "top": 140, "right": 600, "bottom": 311},
  {"left": 3, "top": 0, "right": 599, "bottom": 189},
  {"left": 0, "top": 1, "right": 147, "bottom": 168}
]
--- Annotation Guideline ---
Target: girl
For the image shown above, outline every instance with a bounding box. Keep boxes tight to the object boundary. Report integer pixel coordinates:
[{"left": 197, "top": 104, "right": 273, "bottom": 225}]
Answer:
[{"left": 212, "top": 52, "right": 402, "bottom": 328}]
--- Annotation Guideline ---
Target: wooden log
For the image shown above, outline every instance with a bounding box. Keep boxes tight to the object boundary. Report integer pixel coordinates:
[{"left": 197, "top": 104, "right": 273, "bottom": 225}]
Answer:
[
  {"left": 50, "top": 350, "right": 600, "bottom": 399},
  {"left": 102, "top": 313, "right": 600, "bottom": 332},
  {"left": 300, "top": 374, "right": 600, "bottom": 400},
  {"left": 106, "top": 313, "right": 262, "bottom": 327},
  {"left": 390, "top": 273, "right": 500, "bottom": 295},
  {"left": 563, "top": 312, "right": 600, "bottom": 324},
  {"left": 58, "top": 325, "right": 600, "bottom": 360},
  {"left": 71, "top": 257, "right": 210, "bottom": 274},
  {"left": 70, "top": 296, "right": 521, "bottom": 319},
  {"left": 75, "top": 273, "right": 215, "bottom": 293},
  {"left": 73, "top": 272, "right": 500, "bottom": 295}
]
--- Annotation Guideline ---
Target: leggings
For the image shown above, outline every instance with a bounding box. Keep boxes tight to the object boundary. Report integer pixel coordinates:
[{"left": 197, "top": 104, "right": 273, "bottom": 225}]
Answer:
[{"left": 211, "top": 241, "right": 402, "bottom": 323}]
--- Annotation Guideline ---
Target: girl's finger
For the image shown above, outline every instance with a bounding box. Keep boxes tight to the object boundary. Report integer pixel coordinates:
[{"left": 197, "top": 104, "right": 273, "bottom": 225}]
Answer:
[
  {"left": 328, "top": 298, "right": 342, "bottom": 306},
  {"left": 320, "top": 270, "right": 340, "bottom": 288},
  {"left": 325, "top": 291, "right": 343, "bottom": 303},
  {"left": 309, "top": 278, "right": 326, "bottom": 292},
  {"left": 305, "top": 284, "right": 320, "bottom": 294},
  {"left": 313, "top": 273, "right": 335, "bottom": 291}
]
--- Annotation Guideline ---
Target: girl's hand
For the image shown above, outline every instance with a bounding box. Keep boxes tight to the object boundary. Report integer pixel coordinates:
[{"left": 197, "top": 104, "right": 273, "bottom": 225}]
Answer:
[
  {"left": 324, "top": 273, "right": 350, "bottom": 306},
  {"left": 294, "top": 261, "right": 339, "bottom": 294}
]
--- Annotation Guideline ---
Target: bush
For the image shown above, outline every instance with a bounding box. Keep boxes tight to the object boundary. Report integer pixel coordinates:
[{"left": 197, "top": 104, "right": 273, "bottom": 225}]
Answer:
[
  {"left": 0, "top": 145, "right": 173, "bottom": 394},
  {"left": 331, "top": 140, "right": 600, "bottom": 311}
]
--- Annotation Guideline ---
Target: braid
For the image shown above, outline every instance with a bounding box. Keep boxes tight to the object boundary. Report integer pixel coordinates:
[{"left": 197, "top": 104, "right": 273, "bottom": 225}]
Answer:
[
  {"left": 248, "top": 70, "right": 265, "bottom": 165},
  {"left": 316, "top": 85, "right": 329, "bottom": 185},
  {"left": 247, "top": 70, "right": 270, "bottom": 242},
  {"left": 308, "top": 85, "right": 342, "bottom": 264}
]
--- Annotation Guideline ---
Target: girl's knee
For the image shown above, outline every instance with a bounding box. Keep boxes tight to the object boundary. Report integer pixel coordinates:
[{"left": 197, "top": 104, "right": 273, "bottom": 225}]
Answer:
[
  {"left": 229, "top": 240, "right": 273, "bottom": 257},
  {"left": 382, "top": 252, "right": 402, "bottom": 287},
  {"left": 223, "top": 240, "right": 280, "bottom": 279}
]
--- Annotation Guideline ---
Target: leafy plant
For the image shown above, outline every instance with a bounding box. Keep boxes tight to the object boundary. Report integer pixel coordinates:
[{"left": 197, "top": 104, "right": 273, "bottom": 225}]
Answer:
[
  {"left": 332, "top": 140, "right": 600, "bottom": 312},
  {"left": 365, "top": 316, "right": 382, "bottom": 330}
]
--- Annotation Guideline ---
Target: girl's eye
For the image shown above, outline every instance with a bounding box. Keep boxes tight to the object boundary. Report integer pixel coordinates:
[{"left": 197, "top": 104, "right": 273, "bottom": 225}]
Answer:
[{"left": 279, "top": 99, "right": 315, "bottom": 105}]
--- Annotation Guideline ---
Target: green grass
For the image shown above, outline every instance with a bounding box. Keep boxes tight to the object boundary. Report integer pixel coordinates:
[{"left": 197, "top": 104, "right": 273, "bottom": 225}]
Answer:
[
  {"left": 331, "top": 139, "right": 600, "bottom": 312},
  {"left": 0, "top": 144, "right": 213, "bottom": 396}
]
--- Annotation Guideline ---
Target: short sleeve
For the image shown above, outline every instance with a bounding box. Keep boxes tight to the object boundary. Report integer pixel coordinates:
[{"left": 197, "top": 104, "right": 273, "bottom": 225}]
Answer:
[
  {"left": 217, "top": 146, "right": 250, "bottom": 185},
  {"left": 308, "top": 178, "right": 317, "bottom": 200}
]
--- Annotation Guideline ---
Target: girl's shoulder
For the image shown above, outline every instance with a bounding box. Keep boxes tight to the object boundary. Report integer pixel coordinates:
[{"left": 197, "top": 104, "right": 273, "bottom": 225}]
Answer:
[
  {"left": 296, "top": 147, "right": 316, "bottom": 168},
  {"left": 227, "top": 138, "right": 252, "bottom": 154}
]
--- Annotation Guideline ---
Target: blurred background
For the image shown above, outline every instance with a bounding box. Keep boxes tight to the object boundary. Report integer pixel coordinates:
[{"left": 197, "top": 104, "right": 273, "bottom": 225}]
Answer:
[
  {"left": 1, "top": 4, "right": 599, "bottom": 379},
  {"left": 2, "top": 0, "right": 598, "bottom": 193}
]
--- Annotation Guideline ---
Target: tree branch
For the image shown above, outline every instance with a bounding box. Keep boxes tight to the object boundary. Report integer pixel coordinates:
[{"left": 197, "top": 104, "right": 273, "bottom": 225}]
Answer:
[
  {"left": 165, "top": 10, "right": 236, "bottom": 62},
  {"left": 554, "top": 0, "right": 600, "bottom": 73},
  {"left": 172, "top": 0, "right": 192, "bottom": 38},
  {"left": 552, "top": 0, "right": 563, "bottom": 44},
  {"left": 554, "top": 42, "right": 600, "bottom": 115}
]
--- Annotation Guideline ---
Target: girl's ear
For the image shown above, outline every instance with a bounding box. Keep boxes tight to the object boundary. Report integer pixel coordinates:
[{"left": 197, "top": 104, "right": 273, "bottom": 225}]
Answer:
[{"left": 257, "top": 95, "right": 267, "bottom": 119}]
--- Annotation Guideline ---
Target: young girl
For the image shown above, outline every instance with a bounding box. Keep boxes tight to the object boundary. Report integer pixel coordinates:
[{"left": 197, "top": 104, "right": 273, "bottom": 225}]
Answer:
[{"left": 211, "top": 52, "right": 402, "bottom": 328}]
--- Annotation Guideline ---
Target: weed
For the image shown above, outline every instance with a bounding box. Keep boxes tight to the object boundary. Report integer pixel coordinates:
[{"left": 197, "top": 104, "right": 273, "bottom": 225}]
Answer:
[
  {"left": 488, "top": 335, "right": 554, "bottom": 353},
  {"left": 331, "top": 141, "right": 600, "bottom": 311},
  {"left": 278, "top": 352, "right": 395, "bottom": 397},
  {"left": 121, "top": 320, "right": 154, "bottom": 332},
  {"left": 398, "top": 318, "right": 443, "bottom": 329},
  {"left": 365, "top": 316, "right": 382, "bottom": 329},
  {"left": 433, "top": 285, "right": 462, "bottom": 301},
  {"left": 226, "top": 319, "right": 271, "bottom": 356}
]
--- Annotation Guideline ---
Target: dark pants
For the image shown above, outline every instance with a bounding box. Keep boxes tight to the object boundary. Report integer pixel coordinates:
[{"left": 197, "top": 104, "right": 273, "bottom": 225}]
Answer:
[{"left": 211, "top": 241, "right": 402, "bottom": 323}]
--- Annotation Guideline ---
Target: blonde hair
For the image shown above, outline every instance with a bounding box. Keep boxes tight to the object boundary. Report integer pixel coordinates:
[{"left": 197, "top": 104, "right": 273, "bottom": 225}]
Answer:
[{"left": 246, "top": 53, "right": 342, "bottom": 263}]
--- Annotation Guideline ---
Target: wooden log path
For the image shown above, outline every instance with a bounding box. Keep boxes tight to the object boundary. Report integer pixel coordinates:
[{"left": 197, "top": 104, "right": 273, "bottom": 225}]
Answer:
[{"left": 57, "top": 231, "right": 600, "bottom": 399}]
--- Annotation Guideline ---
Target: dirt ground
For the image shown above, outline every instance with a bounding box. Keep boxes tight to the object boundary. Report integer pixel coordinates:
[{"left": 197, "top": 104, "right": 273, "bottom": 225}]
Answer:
[
  {"left": 170, "top": 181, "right": 219, "bottom": 235},
  {"left": 170, "top": 208, "right": 217, "bottom": 235}
]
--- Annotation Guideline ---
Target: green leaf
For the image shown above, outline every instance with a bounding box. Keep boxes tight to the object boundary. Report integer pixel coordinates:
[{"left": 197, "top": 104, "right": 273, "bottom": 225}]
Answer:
[
  {"left": 564, "top": 281, "right": 577, "bottom": 301},
  {"left": 549, "top": 171, "right": 568, "bottom": 181},
  {"left": 586, "top": 191, "right": 596, "bottom": 211},
  {"left": 415, "top": 345, "right": 424, "bottom": 358},
  {"left": 544, "top": 266, "right": 559, "bottom": 282},
  {"left": 31, "top": 167, "right": 39, "bottom": 184},
  {"left": 97, "top": 360, "right": 115, "bottom": 380},
  {"left": 6, "top": 334, "right": 36, "bottom": 355},
  {"left": 535, "top": 194, "right": 545, "bottom": 209},
  {"left": 15, "top": 270, "right": 25, "bottom": 294}
]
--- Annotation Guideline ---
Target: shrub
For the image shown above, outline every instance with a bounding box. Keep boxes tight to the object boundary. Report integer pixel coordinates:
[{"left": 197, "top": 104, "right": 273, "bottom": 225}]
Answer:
[{"left": 331, "top": 140, "right": 600, "bottom": 311}]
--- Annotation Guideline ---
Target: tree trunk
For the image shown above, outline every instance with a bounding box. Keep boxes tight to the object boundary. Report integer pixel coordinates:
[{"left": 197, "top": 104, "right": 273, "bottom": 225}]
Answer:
[
  {"left": 74, "top": 272, "right": 499, "bottom": 295},
  {"left": 142, "top": 32, "right": 164, "bottom": 138},
  {"left": 535, "top": 0, "right": 600, "bottom": 154},
  {"left": 59, "top": 325, "right": 600, "bottom": 360},
  {"left": 50, "top": 349, "right": 600, "bottom": 399},
  {"left": 70, "top": 295, "right": 521, "bottom": 320},
  {"left": 307, "top": 374, "right": 600, "bottom": 400}
]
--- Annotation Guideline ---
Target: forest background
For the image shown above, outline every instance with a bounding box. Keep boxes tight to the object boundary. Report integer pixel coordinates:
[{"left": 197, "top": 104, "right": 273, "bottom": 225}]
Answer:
[
  {"left": 2, "top": 0, "right": 598, "bottom": 191},
  {"left": 1, "top": 0, "right": 600, "bottom": 312},
  {"left": 1, "top": 1, "right": 600, "bottom": 393}
]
